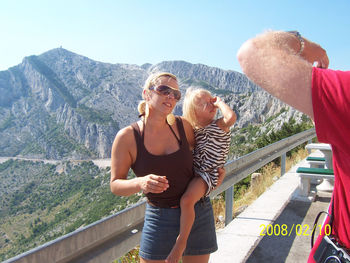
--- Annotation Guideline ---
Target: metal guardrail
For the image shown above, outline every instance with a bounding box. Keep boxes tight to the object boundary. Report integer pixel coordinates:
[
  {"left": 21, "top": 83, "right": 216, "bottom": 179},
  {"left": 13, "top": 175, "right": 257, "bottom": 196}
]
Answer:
[
  {"left": 210, "top": 128, "right": 316, "bottom": 225},
  {"left": 4, "top": 128, "right": 316, "bottom": 263}
]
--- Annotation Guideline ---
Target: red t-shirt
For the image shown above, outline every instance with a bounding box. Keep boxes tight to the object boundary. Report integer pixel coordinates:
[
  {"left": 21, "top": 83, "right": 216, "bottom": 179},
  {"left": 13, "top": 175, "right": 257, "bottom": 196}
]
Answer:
[{"left": 309, "top": 67, "right": 350, "bottom": 262}]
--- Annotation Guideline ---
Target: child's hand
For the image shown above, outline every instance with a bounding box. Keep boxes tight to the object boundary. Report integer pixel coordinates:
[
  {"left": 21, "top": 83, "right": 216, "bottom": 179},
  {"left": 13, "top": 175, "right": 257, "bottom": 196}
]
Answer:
[{"left": 212, "top": 96, "right": 222, "bottom": 107}]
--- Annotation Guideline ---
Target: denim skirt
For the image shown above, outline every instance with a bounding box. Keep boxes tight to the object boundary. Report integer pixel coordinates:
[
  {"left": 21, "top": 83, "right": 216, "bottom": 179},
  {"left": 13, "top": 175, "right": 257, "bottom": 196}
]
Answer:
[{"left": 139, "top": 196, "right": 218, "bottom": 260}]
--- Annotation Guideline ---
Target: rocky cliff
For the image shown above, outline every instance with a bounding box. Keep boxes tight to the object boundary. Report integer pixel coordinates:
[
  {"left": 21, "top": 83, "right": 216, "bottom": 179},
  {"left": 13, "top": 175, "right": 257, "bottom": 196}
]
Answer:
[{"left": 0, "top": 48, "right": 304, "bottom": 159}]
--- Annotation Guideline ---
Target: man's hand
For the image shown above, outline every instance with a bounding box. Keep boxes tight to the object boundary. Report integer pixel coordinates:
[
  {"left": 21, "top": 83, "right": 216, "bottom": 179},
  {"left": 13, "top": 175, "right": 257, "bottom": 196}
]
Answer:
[{"left": 302, "top": 39, "right": 329, "bottom": 69}]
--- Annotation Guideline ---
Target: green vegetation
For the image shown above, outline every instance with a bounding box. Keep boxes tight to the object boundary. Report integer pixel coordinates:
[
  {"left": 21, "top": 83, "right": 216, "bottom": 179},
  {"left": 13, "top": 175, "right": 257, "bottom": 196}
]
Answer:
[
  {"left": 21, "top": 116, "right": 95, "bottom": 159},
  {"left": 76, "top": 104, "right": 119, "bottom": 128},
  {"left": 266, "top": 108, "right": 287, "bottom": 123},
  {"left": 228, "top": 115, "right": 313, "bottom": 202},
  {"left": 254, "top": 117, "right": 313, "bottom": 154},
  {"left": 0, "top": 160, "right": 141, "bottom": 261},
  {"left": 229, "top": 114, "right": 313, "bottom": 159},
  {"left": 0, "top": 113, "right": 15, "bottom": 132}
]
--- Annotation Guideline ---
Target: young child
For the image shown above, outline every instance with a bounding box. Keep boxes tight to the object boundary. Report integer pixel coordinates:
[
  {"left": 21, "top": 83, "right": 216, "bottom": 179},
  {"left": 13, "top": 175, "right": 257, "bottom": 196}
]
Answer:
[{"left": 166, "top": 88, "right": 237, "bottom": 263}]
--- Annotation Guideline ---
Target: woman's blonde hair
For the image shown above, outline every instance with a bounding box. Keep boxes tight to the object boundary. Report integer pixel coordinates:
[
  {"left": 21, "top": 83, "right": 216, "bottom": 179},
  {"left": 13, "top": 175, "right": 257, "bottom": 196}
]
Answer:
[
  {"left": 137, "top": 72, "right": 178, "bottom": 117},
  {"left": 182, "top": 87, "right": 212, "bottom": 128}
]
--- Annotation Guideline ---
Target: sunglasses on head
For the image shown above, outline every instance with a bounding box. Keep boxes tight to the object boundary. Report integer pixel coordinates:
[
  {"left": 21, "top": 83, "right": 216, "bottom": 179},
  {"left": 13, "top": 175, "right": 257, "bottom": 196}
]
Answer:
[{"left": 149, "top": 85, "right": 181, "bottom": 101}]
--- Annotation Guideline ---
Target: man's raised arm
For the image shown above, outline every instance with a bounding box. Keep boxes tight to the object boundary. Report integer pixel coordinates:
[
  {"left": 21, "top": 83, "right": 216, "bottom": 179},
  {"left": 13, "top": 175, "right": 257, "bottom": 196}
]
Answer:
[{"left": 237, "top": 30, "right": 329, "bottom": 119}]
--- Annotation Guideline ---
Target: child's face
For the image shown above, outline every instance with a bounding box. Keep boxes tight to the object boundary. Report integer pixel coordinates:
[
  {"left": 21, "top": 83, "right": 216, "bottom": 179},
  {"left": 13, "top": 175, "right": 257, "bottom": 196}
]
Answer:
[{"left": 194, "top": 93, "right": 217, "bottom": 122}]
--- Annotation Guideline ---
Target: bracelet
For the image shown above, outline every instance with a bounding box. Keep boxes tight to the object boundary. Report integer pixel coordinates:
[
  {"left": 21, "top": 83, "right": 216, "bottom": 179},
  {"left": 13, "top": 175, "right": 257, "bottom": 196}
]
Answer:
[{"left": 287, "top": 31, "right": 305, "bottom": 55}]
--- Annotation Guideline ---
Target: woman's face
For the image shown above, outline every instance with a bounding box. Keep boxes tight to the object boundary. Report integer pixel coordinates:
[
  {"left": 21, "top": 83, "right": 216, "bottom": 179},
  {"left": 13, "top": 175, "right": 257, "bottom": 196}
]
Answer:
[{"left": 146, "top": 76, "right": 180, "bottom": 116}]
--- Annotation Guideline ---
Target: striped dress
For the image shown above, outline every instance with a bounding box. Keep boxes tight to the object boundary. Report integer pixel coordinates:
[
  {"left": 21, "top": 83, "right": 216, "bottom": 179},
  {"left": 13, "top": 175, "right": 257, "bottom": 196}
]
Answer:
[{"left": 193, "top": 120, "right": 231, "bottom": 196}]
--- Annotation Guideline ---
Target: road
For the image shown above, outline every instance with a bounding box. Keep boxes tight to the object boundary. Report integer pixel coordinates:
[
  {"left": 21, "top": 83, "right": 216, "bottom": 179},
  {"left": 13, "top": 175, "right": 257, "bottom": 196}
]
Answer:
[{"left": 0, "top": 157, "right": 111, "bottom": 168}]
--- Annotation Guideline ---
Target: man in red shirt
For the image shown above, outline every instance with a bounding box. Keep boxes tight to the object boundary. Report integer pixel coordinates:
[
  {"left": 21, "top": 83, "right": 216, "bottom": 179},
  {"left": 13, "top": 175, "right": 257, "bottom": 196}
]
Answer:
[{"left": 237, "top": 30, "right": 350, "bottom": 262}]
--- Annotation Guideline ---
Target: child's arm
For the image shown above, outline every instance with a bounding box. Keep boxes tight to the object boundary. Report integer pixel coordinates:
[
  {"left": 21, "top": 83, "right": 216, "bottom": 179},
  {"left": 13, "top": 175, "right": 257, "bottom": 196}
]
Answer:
[{"left": 214, "top": 97, "right": 236, "bottom": 132}]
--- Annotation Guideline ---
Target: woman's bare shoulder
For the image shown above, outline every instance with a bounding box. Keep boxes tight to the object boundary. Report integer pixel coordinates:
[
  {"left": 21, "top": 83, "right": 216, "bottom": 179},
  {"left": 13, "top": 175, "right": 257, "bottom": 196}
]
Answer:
[
  {"left": 179, "top": 116, "right": 195, "bottom": 148},
  {"left": 113, "top": 123, "right": 139, "bottom": 149}
]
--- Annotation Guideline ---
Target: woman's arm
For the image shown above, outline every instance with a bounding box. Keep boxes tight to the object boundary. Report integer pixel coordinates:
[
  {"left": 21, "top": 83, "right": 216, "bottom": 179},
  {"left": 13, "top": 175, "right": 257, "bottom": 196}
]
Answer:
[
  {"left": 110, "top": 126, "right": 141, "bottom": 196},
  {"left": 110, "top": 126, "right": 169, "bottom": 196},
  {"left": 214, "top": 97, "right": 236, "bottom": 132}
]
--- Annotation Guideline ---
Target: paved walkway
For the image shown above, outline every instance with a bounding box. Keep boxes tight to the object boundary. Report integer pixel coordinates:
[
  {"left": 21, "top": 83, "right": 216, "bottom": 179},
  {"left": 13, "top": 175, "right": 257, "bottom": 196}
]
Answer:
[{"left": 210, "top": 157, "right": 332, "bottom": 263}]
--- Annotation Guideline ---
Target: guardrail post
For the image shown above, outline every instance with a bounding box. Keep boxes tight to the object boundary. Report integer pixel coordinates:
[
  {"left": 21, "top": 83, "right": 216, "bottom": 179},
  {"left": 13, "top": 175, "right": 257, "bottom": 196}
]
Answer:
[
  {"left": 281, "top": 153, "right": 286, "bottom": 176},
  {"left": 225, "top": 186, "right": 234, "bottom": 226}
]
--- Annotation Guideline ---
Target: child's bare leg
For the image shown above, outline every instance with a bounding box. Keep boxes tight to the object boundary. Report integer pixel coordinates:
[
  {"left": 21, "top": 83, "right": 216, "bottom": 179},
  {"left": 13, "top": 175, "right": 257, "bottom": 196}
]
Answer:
[{"left": 166, "top": 177, "right": 208, "bottom": 263}]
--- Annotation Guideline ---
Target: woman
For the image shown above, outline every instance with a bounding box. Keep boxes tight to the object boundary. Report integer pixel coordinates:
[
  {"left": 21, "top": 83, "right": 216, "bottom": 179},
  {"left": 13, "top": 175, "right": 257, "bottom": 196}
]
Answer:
[{"left": 110, "top": 72, "right": 222, "bottom": 263}]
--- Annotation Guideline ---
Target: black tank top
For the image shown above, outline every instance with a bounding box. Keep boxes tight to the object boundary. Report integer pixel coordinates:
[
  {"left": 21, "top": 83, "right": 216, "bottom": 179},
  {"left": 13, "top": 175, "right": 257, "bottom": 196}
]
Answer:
[{"left": 131, "top": 117, "right": 194, "bottom": 208}]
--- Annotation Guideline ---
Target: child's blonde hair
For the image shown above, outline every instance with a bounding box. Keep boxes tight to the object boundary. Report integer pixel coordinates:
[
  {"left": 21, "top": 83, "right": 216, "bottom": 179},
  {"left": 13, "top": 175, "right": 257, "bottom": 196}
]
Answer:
[{"left": 182, "top": 87, "right": 212, "bottom": 128}]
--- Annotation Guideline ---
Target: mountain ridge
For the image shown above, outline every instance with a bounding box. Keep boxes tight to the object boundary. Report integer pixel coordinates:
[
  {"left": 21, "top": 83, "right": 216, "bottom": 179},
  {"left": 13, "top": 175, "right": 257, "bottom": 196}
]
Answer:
[{"left": 0, "top": 48, "right": 304, "bottom": 159}]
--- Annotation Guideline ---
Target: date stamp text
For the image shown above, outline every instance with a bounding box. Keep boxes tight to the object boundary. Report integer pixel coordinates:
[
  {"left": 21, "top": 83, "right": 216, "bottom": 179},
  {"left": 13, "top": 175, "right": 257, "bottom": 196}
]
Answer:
[{"left": 259, "top": 224, "right": 331, "bottom": 237}]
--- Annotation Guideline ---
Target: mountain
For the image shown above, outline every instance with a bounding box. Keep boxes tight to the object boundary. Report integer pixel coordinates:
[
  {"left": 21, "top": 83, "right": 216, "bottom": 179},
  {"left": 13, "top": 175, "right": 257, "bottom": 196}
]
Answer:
[{"left": 0, "top": 48, "right": 304, "bottom": 159}]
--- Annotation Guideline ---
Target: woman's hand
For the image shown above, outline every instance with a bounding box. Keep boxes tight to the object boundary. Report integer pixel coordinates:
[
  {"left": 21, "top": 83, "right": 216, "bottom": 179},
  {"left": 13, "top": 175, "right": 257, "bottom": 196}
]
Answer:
[{"left": 139, "top": 174, "right": 169, "bottom": 194}]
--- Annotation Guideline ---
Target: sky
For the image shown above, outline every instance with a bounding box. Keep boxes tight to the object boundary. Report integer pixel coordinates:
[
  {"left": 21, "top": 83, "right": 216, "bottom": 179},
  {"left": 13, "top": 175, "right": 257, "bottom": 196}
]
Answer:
[{"left": 1, "top": 0, "right": 350, "bottom": 73}]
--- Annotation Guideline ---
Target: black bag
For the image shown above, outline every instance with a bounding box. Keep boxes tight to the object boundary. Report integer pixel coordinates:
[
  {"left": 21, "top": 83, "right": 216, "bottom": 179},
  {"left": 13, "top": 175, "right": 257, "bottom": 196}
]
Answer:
[{"left": 312, "top": 199, "right": 350, "bottom": 263}]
